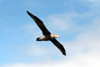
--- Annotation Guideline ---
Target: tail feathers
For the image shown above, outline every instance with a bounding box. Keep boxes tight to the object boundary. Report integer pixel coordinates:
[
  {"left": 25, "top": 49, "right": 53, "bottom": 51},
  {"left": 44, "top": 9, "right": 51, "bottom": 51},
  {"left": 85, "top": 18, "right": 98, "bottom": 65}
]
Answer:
[{"left": 36, "top": 38, "right": 40, "bottom": 41}]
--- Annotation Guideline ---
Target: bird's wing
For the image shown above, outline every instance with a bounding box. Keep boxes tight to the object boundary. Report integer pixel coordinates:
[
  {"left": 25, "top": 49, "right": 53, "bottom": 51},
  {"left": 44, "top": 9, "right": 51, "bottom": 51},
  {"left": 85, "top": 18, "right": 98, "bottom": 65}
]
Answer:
[
  {"left": 50, "top": 39, "right": 66, "bottom": 55},
  {"left": 27, "top": 11, "right": 51, "bottom": 35}
]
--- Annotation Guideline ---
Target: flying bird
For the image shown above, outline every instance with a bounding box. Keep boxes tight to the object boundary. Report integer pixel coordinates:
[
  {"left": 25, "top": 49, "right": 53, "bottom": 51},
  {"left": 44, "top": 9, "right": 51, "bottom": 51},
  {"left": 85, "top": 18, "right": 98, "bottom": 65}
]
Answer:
[{"left": 27, "top": 11, "right": 66, "bottom": 56}]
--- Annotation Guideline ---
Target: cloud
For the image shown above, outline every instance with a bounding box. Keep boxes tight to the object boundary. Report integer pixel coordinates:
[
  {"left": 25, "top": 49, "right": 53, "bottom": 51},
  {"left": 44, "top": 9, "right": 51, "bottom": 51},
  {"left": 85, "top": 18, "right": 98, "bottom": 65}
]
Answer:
[
  {"left": 25, "top": 43, "right": 49, "bottom": 56},
  {"left": 46, "top": 12, "right": 78, "bottom": 31},
  {"left": 2, "top": 54, "right": 100, "bottom": 67}
]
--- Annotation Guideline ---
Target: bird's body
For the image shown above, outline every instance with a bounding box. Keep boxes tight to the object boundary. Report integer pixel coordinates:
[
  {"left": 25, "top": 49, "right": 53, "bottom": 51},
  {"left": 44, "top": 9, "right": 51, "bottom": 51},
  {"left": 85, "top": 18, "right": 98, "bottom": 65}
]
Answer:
[
  {"left": 27, "top": 11, "right": 66, "bottom": 56},
  {"left": 37, "top": 34, "right": 59, "bottom": 41}
]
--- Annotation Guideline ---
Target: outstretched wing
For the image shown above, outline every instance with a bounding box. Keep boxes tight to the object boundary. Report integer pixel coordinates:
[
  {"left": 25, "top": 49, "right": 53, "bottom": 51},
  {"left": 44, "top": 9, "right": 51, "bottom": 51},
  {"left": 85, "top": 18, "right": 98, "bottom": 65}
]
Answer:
[
  {"left": 50, "top": 39, "right": 66, "bottom": 56},
  {"left": 27, "top": 11, "right": 51, "bottom": 35}
]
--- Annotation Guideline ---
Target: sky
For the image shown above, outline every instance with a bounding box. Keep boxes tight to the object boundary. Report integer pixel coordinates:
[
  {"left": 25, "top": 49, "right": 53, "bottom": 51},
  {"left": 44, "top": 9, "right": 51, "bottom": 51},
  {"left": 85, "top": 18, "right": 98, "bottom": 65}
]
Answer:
[{"left": 0, "top": 0, "right": 100, "bottom": 67}]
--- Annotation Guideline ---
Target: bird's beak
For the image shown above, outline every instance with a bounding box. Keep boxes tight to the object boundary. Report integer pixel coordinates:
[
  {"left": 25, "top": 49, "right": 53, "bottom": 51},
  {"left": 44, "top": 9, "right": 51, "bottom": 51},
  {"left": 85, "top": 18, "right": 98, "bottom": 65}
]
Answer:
[{"left": 57, "top": 35, "right": 60, "bottom": 38}]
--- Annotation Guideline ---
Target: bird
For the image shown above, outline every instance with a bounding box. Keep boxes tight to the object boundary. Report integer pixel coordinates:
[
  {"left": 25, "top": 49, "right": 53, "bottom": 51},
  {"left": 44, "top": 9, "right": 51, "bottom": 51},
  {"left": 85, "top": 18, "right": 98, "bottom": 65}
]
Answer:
[{"left": 27, "top": 11, "right": 66, "bottom": 56}]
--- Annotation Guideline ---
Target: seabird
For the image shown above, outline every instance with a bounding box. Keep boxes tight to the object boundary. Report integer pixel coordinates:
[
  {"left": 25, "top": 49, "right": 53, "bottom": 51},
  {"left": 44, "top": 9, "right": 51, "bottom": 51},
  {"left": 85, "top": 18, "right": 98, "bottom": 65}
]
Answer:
[{"left": 27, "top": 11, "right": 66, "bottom": 56}]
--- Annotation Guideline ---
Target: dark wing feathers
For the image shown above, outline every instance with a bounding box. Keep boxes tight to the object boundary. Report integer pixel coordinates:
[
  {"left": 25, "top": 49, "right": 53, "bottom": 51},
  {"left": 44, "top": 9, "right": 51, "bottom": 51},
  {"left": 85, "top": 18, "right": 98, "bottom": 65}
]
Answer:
[
  {"left": 27, "top": 11, "right": 51, "bottom": 35},
  {"left": 50, "top": 39, "right": 66, "bottom": 56}
]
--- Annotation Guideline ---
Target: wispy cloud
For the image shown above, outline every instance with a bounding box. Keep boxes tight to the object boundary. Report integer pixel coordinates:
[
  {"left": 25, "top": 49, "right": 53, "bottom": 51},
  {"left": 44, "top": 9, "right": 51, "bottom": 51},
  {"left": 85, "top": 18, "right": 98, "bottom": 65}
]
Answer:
[
  {"left": 46, "top": 12, "right": 78, "bottom": 31},
  {"left": 25, "top": 43, "right": 49, "bottom": 56}
]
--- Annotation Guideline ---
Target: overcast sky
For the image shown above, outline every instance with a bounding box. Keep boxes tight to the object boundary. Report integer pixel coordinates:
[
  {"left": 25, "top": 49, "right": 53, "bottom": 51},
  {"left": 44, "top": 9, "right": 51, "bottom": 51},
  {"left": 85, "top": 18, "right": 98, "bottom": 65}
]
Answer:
[{"left": 0, "top": 0, "right": 100, "bottom": 67}]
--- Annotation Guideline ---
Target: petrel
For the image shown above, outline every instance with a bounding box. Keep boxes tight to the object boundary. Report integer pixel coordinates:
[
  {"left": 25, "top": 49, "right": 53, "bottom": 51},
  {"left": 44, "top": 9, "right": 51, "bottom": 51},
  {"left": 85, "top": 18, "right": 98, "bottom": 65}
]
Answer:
[{"left": 27, "top": 11, "right": 66, "bottom": 56}]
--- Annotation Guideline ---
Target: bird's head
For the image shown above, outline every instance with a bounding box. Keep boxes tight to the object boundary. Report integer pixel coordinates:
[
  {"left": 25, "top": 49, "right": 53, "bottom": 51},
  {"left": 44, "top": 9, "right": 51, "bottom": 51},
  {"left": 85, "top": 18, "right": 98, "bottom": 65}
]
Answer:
[{"left": 54, "top": 34, "right": 60, "bottom": 38}]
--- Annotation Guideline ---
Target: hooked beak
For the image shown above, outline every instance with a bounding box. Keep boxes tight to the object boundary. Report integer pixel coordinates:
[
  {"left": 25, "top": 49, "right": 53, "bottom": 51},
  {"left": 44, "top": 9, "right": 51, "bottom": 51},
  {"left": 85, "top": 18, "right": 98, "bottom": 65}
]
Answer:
[{"left": 57, "top": 35, "right": 60, "bottom": 38}]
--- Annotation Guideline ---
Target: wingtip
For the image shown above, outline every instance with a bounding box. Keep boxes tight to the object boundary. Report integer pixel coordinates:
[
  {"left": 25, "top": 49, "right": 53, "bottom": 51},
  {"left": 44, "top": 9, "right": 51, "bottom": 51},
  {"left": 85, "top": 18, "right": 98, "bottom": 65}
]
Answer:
[
  {"left": 26, "top": 10, "right": 28, "bottom": 12},
  {"left": 26, "top": 10, "right": 30, "bottom": 14},
  {"left": 64, "top": 54, "right": 66, "bottom": 56},
  {"left": 63, "top": 52, "right": 66, "bottom": 56},
  {"left": 26, "top": 10, "right": 35, "bottom": 18},
  {"left": 62, "top": 49, "right": 66, "bottom": 56}
]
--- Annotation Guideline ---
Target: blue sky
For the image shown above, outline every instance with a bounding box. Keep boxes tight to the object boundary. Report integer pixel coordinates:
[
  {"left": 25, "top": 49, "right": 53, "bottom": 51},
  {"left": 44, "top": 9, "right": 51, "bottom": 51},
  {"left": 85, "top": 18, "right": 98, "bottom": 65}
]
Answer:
[{"left": 0, "top": 0, "right": 100, "bottom": 67}]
